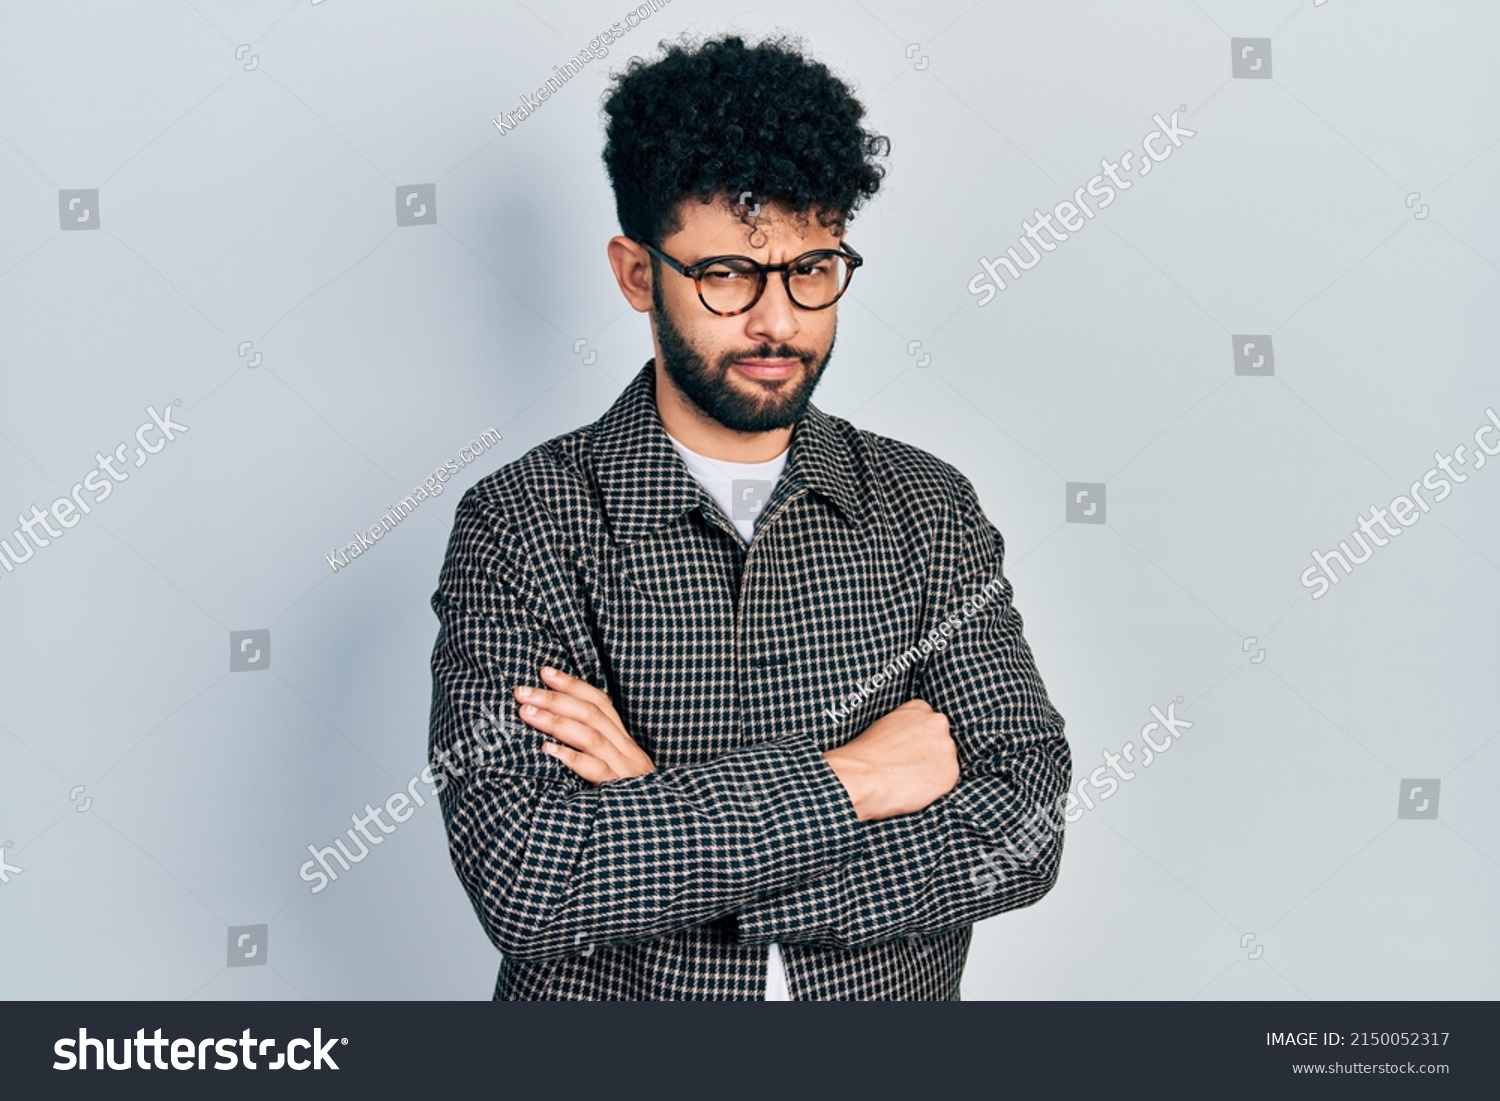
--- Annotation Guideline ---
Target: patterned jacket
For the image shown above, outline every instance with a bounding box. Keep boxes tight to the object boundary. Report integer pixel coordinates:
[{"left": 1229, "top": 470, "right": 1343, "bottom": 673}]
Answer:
[{"left": 429, "top": 361, "right": 1071, "bottom": 999}]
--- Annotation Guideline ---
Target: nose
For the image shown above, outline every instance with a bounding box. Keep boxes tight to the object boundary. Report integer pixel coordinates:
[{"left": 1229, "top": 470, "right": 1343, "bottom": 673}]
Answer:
[{"left": 744, "top": 272, "right": 801, "bottom": 345}]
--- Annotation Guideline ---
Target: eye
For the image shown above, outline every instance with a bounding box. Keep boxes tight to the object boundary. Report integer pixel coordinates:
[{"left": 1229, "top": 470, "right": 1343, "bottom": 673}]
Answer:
[
  {"left": 792, "top": 257, "right": 839, "bottom": 282},
  {"left": 701, "top": 259, "right": 758, "bottom": 283}
]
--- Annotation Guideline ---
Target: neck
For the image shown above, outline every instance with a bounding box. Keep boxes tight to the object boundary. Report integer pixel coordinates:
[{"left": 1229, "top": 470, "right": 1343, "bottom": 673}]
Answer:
[{"left": 653, "top": 361, "right": 793, "bottom": 462}]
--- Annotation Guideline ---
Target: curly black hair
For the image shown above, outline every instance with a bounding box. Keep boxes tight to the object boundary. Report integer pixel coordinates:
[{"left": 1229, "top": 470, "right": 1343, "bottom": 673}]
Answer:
[{"left": 601, "top": 33, "right": 890, "bottom": 248}]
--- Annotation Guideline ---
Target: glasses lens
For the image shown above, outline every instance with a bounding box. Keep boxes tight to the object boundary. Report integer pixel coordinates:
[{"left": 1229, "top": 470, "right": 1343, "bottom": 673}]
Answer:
[
  {"left": 786, "top": 252, "right": 851, "bottom": 309},
  {"left": 698, "top": 257, "right": 763, "bottom": 314}
]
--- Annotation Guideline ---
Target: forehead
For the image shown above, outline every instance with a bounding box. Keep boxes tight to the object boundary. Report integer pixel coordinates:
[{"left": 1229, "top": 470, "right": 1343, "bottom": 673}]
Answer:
[{"left": 666, "top": 194, "right": 844, "bottom": 255}]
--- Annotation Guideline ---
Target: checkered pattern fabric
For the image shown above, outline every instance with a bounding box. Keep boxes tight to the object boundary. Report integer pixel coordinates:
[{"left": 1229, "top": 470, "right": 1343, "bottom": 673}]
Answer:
[{"left": 429, "top": 361, "right": 1071, "bottom": 1000}]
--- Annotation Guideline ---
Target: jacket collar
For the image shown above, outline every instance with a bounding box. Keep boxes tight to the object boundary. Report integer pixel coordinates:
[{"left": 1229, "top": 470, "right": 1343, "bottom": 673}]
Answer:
[{"left": 590, "top": 361, "right": 867, "bottom": 544}]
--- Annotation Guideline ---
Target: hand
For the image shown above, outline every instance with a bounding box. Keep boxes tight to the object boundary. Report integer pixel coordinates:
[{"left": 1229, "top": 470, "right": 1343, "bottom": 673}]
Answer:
[
  {"left": 516, "top": 666, "right": 654, "bottom": 784},
  {"left": 822, "top": 699, "right": 958, "bottom": 821}
]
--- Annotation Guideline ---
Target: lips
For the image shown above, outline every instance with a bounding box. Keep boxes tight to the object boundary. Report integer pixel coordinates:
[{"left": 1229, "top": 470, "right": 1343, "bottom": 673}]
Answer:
[{"left": 732, "top": 358, "right": 801, "bottom": 380}]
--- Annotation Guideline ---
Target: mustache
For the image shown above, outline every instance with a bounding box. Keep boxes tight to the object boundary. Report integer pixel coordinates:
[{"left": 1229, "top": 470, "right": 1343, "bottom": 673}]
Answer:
[{"left": 715, "top": 345, "right": 816, "bottom": 370}]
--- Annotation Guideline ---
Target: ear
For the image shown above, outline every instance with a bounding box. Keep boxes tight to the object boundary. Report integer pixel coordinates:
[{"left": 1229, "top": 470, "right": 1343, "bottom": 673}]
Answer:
[{"left": 607, "top": 237, "right": 655, "bottom": 313}]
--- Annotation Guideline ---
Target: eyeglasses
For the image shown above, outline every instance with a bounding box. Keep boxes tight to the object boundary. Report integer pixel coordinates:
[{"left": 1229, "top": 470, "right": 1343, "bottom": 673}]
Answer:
[{"left": 634, "top": 238, "right": 864, "bottom": 317}]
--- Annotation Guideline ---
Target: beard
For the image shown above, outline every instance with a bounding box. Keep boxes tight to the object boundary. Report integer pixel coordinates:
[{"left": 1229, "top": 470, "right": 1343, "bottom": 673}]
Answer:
[{"left": 651, "top": 273, "right": 835, "bottom": 433}]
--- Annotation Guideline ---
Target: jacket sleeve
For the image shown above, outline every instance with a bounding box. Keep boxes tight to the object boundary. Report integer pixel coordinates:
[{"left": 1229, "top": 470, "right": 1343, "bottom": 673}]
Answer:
[
  {"left": 429, "top": 484, "right": 865, "bottom": 962},
  {"left": 735, "top": 472, "right": 1072, "bottom": 949}
]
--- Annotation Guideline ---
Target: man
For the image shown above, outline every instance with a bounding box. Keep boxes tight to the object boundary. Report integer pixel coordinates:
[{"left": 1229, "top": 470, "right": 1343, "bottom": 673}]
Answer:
[{"left": 429, "top": 33, "right": 1070, "bottom": 1000}]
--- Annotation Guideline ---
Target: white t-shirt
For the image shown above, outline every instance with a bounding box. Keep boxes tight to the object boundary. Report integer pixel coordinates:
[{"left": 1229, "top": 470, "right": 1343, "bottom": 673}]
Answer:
[{"left": 667, "top": 431, "right": 792, "bottom": 1001}]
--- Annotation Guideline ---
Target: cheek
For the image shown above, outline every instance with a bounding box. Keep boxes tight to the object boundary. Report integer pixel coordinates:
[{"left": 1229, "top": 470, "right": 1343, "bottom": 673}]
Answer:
[
  {"left": 694, "top": 322, "right": 756, "bottom": 368},
  {"left": 808, "top": 318, "right": 838, "bottom": 360}
]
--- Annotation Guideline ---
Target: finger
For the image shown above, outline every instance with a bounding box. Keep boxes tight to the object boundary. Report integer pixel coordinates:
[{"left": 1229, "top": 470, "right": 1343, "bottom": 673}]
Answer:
[
  {"left": 542, "top": 740, "right": 615, "bottom": 786},
  {"left": 539, "top": 668, "right": 628, "bottom": 735},
  {"left": 516, "top": 686, "right": 611, "bottom": 729},
  {"left": 519, "top": 704, "right": 621, "bottom": 768},
  {"left": 540, "top": 673, "right": 630, "bottom": 745},
  {"left": 517, "top": 685, "right": 633, "bottom": 756}
]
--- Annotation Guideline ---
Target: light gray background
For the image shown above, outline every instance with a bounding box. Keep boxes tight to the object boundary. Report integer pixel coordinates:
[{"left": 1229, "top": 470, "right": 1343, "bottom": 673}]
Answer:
[{"left": 1, "top": 0, "right": 1496, "bottom": 1000}]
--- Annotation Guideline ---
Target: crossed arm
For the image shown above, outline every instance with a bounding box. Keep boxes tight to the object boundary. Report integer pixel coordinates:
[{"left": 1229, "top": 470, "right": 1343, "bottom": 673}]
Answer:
[
  {"left": 521, "top": 666, "right": 959, "bottom": 823},
  {"left": 430, "top": 481, "right": 1070, "bottom": 961}
]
